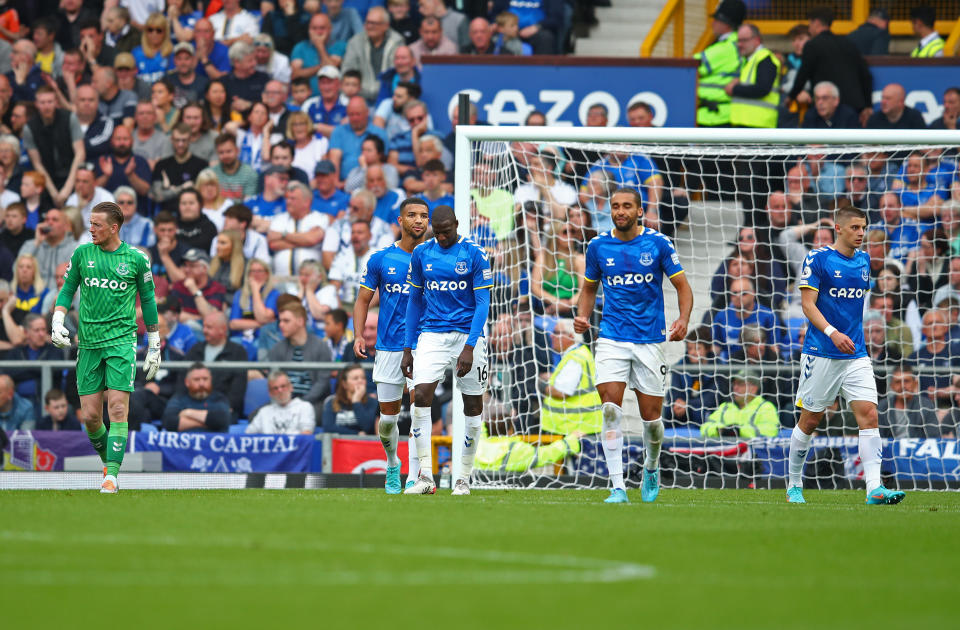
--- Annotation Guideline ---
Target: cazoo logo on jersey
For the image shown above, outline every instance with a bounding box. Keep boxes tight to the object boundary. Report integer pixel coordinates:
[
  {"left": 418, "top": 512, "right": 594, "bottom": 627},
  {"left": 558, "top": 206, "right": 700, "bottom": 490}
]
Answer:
[
  {"left": 427, "top": 280, "right": 468, "bottom": 291},
  {"left": 606, "top": 273, "right": 656, "bottom": 286},
  {"left": 84, "top": 277, "right": 128, "bottom": 290}
]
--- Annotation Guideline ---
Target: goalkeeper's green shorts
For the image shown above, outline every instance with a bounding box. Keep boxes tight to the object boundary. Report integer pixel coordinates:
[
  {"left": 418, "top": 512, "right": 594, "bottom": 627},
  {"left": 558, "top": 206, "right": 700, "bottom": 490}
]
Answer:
[{"left": 76, "top": 344, "right": 137, "bottom": 396}]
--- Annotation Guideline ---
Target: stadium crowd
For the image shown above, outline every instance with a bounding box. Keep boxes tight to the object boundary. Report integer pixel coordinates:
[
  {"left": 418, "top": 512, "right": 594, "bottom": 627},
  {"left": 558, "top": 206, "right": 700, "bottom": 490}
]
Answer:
[{"left": 0, "top": 1, "right": 959, "bottom": 450}]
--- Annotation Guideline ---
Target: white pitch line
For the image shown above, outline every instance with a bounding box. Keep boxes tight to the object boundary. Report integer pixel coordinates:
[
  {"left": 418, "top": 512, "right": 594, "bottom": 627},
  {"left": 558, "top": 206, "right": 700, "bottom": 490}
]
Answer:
[{"left": 0, "top": 530, "right": 654, "bottom": 586}]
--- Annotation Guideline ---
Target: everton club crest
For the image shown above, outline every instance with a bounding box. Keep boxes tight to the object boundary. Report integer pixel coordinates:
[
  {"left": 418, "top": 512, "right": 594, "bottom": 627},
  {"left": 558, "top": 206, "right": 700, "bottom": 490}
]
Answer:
[
  {"left": 639, "top": 252, "right": 654, "bottom": 266},
  {"left": 455, "top": 261, "right": 469, "bottom": 275}
]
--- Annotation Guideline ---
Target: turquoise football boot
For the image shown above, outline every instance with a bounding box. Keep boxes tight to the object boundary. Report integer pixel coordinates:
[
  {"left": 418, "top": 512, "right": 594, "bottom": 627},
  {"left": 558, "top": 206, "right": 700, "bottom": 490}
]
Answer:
[
  {"left": 786, "top": 486, "right": 806, "bottom": 503},
  {"left": 866, "top": 486, "right": 905, "bottom": 505},
  {"left": 641, "top": 468, "right": 660, "bottom": 503},
  {"left": 384, "top": 464, "right": 401, "bottom": 494},
  {"left": 604, "top": 488, "right": 629, "bottom": 503}
]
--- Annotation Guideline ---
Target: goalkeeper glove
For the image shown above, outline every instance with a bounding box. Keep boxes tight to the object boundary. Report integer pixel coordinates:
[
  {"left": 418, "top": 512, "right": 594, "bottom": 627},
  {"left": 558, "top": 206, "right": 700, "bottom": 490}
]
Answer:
[
  {"left": 144, "top": 331, "right": 161, "bottom": 380},
  {"left": 51, "top": 311, "right": 71, "bottom": 348}
]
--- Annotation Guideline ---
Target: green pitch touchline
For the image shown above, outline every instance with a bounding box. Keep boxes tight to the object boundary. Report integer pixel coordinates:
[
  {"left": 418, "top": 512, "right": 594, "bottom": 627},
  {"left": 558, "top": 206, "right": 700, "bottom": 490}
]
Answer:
[{"left": 0, "top": 530, "right": 655, "bottom": 585}]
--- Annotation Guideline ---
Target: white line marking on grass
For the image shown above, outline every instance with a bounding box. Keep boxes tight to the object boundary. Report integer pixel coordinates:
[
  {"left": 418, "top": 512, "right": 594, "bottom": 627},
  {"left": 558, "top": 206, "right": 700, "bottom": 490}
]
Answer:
[{"left": 0, "top": 530, "right": 655, "bottom": 586}]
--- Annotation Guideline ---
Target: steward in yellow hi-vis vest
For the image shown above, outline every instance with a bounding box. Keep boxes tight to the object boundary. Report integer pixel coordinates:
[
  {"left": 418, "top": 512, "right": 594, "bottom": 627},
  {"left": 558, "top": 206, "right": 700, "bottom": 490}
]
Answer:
[
  {"left": 910, "top": 6, "right": 945, "bottom": 58},
  {"left": 540, "top": 343, "right": 602, "bottom": 435},
  {"left": 694, "top": 0, "right": 745, "bottom": 127},
  {"left": 728, "top": 24, "right": 781, "bottom": 128}
]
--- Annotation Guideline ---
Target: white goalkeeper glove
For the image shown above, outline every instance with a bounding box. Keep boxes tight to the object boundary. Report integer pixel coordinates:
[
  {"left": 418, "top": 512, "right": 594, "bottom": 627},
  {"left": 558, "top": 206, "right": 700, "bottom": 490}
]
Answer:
[
  {"left": 144, "top": 331, "right": 161, "bottom": 380},
  {"left": 51, "top": 311, "right": 71, "bottom": 348}
]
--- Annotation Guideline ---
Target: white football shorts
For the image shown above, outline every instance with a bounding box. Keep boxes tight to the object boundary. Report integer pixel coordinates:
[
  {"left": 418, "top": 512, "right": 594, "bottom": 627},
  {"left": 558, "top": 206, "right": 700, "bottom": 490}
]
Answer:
[
  {"left": 795, "top": 354, "right": 878, "bottom": 412},
  {"left": 412, "top": 331, "right": 487, "bottom": 396},
  {"left": 372, "top": 350, "right": 415, "bottom": 402},
  {"left": 595, "top": 338, "right": 666, "bottom": 397}
]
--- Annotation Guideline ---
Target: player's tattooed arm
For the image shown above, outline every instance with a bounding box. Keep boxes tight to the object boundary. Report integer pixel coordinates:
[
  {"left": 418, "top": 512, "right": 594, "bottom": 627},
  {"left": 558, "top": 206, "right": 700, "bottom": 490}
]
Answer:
[{"left": 146, "top": 324, "right": 159, "bottom": 333}]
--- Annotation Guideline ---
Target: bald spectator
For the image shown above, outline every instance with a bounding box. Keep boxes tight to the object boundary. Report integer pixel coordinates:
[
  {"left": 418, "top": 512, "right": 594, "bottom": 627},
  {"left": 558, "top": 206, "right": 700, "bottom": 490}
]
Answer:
[
  {"left": 328, "top": 96, "right": 388, "bottom": 182},
  {"left": 341, "top": 6, "right": 404, "bottom": 102},
  {"left": 182, "top": 311, "right": 249, "bottom": 416},
  {"left": 462, "top": 18, "right": 498, "bottom": 55},
  {"left": 74, "top": 86, "right": 115, "bottom": 162},
  {"left": 7, "top": 40, "right": 45, "bottom": 103},
  {"left": 0, "top": 374, "right": 35, "bottom": 432},
  {"left": 292, "top": 14, "right": 346, "bottom": 96},
  {"left": 866, "top": 83, "right": 928, "bottom": 130},
  {"left": 19, "top": 209, "right": 76, "bottom": 289},
  {"left": 92, "top": 66, "right": 137, "bottom": 127},
  {"left": 375, "top": 45, "right": 420, "bottom": 104},
  {"left": 410, "top": 16, "right": 457, "bottom": 66},
  {"left": 23, "top": 86, "right": 85, "bottom": 206},
  {"left": 94, "top": 124, "right": 152, "bottom": 214},
  {"left": 133, "top": 100, "right": 173, "bottom": 168},
  {"left": 802, "top": 81, "right": 860, "bottom": 129},
  {"left": 192, "top": 18, "right": 231, "bottom": 79}
]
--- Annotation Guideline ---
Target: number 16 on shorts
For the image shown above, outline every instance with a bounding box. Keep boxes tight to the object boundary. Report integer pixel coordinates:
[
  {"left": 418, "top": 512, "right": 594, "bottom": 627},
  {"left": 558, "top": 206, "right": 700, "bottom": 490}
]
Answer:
[{"left": 413, "top": 331, "right": 488, "bottom": 396}]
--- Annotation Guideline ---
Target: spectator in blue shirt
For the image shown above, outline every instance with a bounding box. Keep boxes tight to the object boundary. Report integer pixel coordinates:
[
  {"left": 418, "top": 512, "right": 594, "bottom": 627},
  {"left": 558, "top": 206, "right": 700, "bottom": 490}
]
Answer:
[
  {"left": 302, "top": 66, "right": 348, "bottom": 137},
  {"left": 7, "top": 40, "right": 47, "bottom": 103},
  {"left": 420, "top": 159, "right": 453, "bottom": 213},
  {"left": 325, "top": 0, "right": 364, "bottom": 46},
  {"left": 192, "top": 18, "right": 232, "bottom": 79},
  {"left": 312, "top": 160, "right": 350, "bottom": 218},
  {"left": 162, "top": 363, "right": 234, "bottom": 432},
  {"left": 328, "top": 96, "right": 388, "bottom": 183},
  {"left": 0, "top": 374, "right": 36, "bottom": 431},
  {"left": 711, "top": 276, "right": 781, "bottom": 361},
  {"left": 291, "top": 14, "right": 347, "bottom": 96},
  {"left": 248, "top": 165, "right": 290, "bottom": 232},
  {"left": 910, "top": 308, "right": 959, "bottom": 407},
  {"left": 387, "top": 98, "right": 429, "bottom": 174},
  {"left": 365, "top": 164, "right": 404, "bottom": 223},
  {"left": 880, "top": 192, "right": 922, "bottom": 263},
  {"left": 131, "top": 13, "right": 173, "bottom": 83}
]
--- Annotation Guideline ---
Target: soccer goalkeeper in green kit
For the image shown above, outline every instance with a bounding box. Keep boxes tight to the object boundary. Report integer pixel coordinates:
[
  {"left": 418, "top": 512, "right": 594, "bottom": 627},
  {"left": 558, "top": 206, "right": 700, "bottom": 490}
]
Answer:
[{"left": 51, "top": 202, "right": 161, "bottom": 493}]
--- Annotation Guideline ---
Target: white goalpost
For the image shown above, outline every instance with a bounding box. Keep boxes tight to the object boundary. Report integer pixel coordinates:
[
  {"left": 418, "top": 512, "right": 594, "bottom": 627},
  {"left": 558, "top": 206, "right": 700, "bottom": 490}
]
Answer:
[{"left": 451, "top": 124, "right": 960, "bottom": 490}]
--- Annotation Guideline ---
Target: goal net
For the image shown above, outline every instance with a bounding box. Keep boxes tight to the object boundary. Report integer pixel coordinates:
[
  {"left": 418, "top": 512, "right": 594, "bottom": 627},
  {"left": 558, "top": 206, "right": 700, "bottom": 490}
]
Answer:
[{"left": 453, "top": 126, "right": 960, "bottom": 491}]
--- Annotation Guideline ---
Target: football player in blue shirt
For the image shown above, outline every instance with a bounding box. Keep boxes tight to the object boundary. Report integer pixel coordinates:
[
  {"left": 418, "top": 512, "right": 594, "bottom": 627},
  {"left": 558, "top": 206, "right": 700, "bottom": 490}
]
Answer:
[
  {"left": 574, "top": 188, "right": 693, "bottom": 504},
  {"left": 354, "top": 197, "right": 430, "bottom": 494},
  {"left": 401, "top": 206, "right": 493, "bottom": 496},
  {"left": 789, "top": 206, "right": 905, "bottom": 505}
]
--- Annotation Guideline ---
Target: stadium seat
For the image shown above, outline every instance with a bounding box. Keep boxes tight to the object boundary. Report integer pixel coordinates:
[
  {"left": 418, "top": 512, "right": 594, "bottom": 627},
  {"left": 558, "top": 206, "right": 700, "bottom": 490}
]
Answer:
[
  {"left": 228, "top": 422, "right": 248, "bottom": 435},
  {"left": 139, "top": 423, "right": 158, "bottom": 433},
  {"left": 243, "top": 379, "right": 270, "bottom": 418}
]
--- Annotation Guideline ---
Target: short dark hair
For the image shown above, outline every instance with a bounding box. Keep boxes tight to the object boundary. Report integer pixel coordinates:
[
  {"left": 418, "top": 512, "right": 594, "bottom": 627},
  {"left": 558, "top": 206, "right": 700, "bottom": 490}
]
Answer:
[
  {"left": 342, "top": 69, "right": 362, "bottom": 82},
  {"left": 91, "top": 201, "right": 124, "bottom": 227},
  {"left": 44, "top": 388, "right": 67, "bottom": 405},
  {"left": 808, "top": 6, "right": 834, "bottom": 26},
  {"left": 787, "top": 24, "right": 809, "bottom": 39},
  {"left": 399, "top": 197, "right": 429, "bottom": 215},
  {"left": 187, "top": 362, "right": 209, "bottom": 376},
  {"left": 224, "top": 204, "right": 253, "bottom": 226},
  {"left": 153, "top": 210, "right": 176, "bottom": 226},
  {"left": 4, "top": 202, "right": 26, "bottom": 218},
  {"left": 154, "top": 78, "right": 175, "bottom": 95},
  {"left": 172, "top": 122, "right": 192, "bottom": 136},
  {"left": 291, "top": 77, "right": 311, "bottom": 89},
  {"left": 178, "top": 188, "right": 202, "bottom": 207},
  {"left": 396, "top": 80, "right": 421, "bottom": 100},
  {"left": 910, "top": 6, "right": 936, "bottom": 28},
  {"left": 686, "top": 325, "right": 712, "bottom": 345},
  {"left": 326, "top": 308, "right": 348, "bottom": 327},
  {"left": 628, "top": 101, "right": 654, "bottom": 116},
  {"left": 77, "top": 18, "right": 101, "bottom": 33},
  {"left": 946, "top": 87, "right": 960, "bottom": 99},
  {"left": 32, "top": 17, "right": 57, "bottom": 34},
  {"left": 835, "top": 205, "right": 867, "bottom": 224},
  {"left": 271, "top": 142, "right": 292, "bottom": 157},
  {"left": 612, "top": 187, "right": 643, "bottom": 207},
  {"left": 422, "top": 159, "right": 445, "bottom": 173},
  {"left": 362, "top": 134, "right": 386, "bottom": 157},
  {"left": 215, "top": 132, "right": 237, "bottom": 147}
]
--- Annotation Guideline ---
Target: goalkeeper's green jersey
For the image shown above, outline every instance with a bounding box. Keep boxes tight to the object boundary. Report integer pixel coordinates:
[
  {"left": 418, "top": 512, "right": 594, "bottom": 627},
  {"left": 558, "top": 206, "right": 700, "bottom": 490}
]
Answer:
[{"left": 56, "top": 241, "right": 159, "bottom": 349}]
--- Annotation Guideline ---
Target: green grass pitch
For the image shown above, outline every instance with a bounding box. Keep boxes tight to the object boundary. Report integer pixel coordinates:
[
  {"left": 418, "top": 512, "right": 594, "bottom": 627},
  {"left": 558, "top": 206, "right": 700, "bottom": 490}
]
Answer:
[{"left": 1, "top": 488, "right": 956, "bottom": 629}]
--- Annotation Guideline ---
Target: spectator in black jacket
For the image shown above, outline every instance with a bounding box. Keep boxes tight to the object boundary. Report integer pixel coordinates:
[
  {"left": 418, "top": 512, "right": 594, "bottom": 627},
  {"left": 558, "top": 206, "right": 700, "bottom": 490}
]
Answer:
[
  {"left": 846, "top": 8, "right": 889, "bottom": 56},
  {"left": 788, "top": 7, "right": 872, "bottom": 123},
  {"left": 36, "top": 388, "right": 82, "bottom": 431},
  {"left": 866, "top": 83, "right": 928, "bottom": 130},
  {"left": 6, "top": 313, "right": 65, "bottom": 416},
  {"left": 928, "top": 86, "right": 958, "bottom": 130},
  {"left": 181, "top": 311, "right": 248, "bottom": 416},
  {"left": 802, "top": 81, "right": 861, "bottom": 129}
]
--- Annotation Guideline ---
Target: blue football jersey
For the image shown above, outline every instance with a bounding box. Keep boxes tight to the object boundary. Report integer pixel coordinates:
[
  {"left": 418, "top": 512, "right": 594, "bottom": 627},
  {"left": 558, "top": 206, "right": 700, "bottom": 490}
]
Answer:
[
  {"left": 358, "top": 243, "right": 413, "bottom": 352},
  {"left": 798, "top": 247, "right": 870, "bottom": 359},
  {"left": 406, "top": 236, "right": 493, "bottom": 336},
  {"left": 584, "top": 228, "right": 684, "bottom": 343}
]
